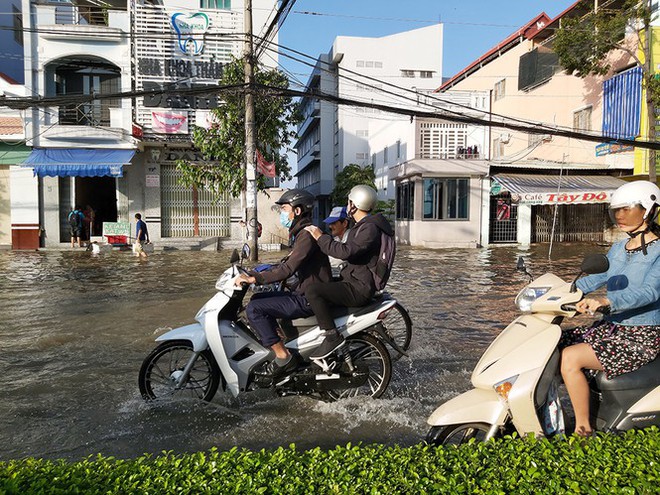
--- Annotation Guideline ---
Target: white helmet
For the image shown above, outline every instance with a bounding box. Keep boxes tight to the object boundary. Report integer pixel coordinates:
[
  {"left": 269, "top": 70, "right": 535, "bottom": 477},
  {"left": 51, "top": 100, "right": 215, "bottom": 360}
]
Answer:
[
  {"left": 348, "top": 185, "right": 378, "bottom": 212},
  {"left": 609, "top": 180, "right": 660, "bottom": 220}
]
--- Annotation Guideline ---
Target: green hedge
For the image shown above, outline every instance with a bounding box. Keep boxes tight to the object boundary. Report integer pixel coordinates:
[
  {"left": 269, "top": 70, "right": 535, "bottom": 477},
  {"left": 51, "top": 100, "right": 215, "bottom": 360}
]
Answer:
[{"left": 1, "top": 428, "right": 659, "bottom": 494}]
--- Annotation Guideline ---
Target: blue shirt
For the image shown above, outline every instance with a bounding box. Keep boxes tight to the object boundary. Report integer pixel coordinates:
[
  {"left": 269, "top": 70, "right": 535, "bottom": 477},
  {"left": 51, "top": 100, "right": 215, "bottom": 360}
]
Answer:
[
  {"left": 136, "top": 219, "right": 148, "bottom": 241},
  {"left": 576, "top": 238, "right": 660, "bottom": 326}
]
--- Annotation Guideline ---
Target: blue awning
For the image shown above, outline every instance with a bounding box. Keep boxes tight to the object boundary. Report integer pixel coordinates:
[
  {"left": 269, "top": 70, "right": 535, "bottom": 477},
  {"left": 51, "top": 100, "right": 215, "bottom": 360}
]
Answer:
[{"left": 23, "top": 148, "right": 136, "bottom": 178}]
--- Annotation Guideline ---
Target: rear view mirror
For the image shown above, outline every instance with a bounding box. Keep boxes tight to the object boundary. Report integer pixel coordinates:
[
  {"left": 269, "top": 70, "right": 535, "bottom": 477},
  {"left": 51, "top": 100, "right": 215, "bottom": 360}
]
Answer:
[
  {"left": 241, "top": 243, "right": 250, "bottom": 260},
  {"left": 581, "top": 254, "right": 609, "bottom": 275},
  {"left": 230, "top": 249, "right": 240, "bottom": 264}
]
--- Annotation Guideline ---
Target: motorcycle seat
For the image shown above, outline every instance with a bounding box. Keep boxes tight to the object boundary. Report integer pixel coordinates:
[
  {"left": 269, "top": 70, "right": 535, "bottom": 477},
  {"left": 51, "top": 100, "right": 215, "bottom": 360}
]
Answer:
[
  {"left": 593, "top": 356, "right": 660, "bottom": 391},
  {"left": 281, "top": 293, "right": 392, "bottom": 333}
]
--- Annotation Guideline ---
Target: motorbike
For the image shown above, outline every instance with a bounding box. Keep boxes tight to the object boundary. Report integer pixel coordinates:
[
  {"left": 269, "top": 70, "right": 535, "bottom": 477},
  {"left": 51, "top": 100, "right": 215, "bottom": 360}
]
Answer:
[
  {"left": 139, "top": 245, "right": 409, "bottom": 403},
  {"left": 426, "top": 254, "right": 660, "bottom": 445}
]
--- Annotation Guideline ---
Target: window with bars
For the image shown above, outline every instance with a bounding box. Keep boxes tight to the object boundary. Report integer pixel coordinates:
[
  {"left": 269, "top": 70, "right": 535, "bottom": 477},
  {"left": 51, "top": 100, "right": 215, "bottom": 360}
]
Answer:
[
  {"left": 573, "top": 106, "right": 592, "bottom": 131},
  {"left": 396, "top": 181, "right": 414, "bottom": 220},
  {"left": 494, "top": 79, "right": 506, "bottom": 101},
  {"left": 423, "top": 178, "right": 469, "bottom": 220},
  {"left": 401, "top": 70, "right": 415, "bottom": 78},
  {"left": 418, "top": 122, "right": 468, "bottom": 159}
]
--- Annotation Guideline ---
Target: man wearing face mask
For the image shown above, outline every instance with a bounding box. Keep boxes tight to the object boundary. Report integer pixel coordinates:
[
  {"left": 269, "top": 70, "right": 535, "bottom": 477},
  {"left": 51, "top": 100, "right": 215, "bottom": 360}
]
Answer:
[
  {"left": 234, "top": 189, "right": 332, "bottom": 379},
  {"left": 304, "top": 185, "right": 394, "bottom": 359}
]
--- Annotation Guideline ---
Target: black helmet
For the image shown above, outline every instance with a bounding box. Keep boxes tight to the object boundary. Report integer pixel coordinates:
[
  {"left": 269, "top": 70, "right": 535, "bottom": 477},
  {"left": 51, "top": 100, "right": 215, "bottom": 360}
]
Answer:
[{"left": 275, "top": 189, "right": 315, "bottom": 212}]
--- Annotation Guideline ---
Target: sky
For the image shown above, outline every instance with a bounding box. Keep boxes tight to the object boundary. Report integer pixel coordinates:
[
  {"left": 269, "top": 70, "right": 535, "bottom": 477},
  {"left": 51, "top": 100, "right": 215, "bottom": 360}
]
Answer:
[{"left": 277, "top": 0, "right": 577, "bottom": 85}]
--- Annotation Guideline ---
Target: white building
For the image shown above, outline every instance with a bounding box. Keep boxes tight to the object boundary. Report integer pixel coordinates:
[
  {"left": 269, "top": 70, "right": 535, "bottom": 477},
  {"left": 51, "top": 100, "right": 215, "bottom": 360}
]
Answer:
[
  {"left": 295, "top": 25, "right": 444, "bottom": 222},
  {"left": 13, "top": 0, "right": 277, "bottom": 249}
]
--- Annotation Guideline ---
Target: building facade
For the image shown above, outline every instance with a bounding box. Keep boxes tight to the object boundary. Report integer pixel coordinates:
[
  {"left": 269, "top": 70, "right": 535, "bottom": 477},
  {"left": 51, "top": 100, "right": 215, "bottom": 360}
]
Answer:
[
  {"left": 295, "top": 25, "right": 444, "bottom": 223},
  {"left": 439, "top": 5, "right": 636, "bottom": 245},
  {"left": 12, "top": 0, "right": 277, "bottom": 249}
]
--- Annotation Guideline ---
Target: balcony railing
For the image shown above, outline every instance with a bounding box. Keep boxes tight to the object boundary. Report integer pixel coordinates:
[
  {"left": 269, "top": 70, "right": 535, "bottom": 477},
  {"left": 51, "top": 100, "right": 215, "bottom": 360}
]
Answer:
[
  {"left": 58, "top": 103, "right": 119, "bottom": 127},
  {"left": 418, "top": 146, "right": 481, "bottom": 160},
  {"left": 50, "top": 3, "right": 111, "bottom": 26}
]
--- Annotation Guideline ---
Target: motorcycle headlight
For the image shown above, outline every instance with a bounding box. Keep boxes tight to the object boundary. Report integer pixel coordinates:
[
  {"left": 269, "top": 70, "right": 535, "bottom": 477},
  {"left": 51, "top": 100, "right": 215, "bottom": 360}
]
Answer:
[{"left": 515, "top": 287, "right": 550, "bottom": 312}]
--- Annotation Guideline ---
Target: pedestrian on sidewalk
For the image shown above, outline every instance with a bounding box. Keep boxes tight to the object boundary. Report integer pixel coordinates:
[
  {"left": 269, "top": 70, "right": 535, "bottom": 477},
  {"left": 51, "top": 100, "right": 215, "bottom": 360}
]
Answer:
[
  {"left": 68, "top": 206, "right": 85, "bottom": 248},
  {"left": 134, "top": 213, "right": 149, "bottom": 258}
]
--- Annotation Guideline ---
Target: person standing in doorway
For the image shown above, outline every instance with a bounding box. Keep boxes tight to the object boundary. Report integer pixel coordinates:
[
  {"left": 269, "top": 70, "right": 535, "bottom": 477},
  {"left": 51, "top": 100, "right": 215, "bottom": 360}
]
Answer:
[
  {"left": 68, "top": 206, "right": 84, "bottom": 248},
  {"left": 134, "top": 213, "right": 149, "bottom": 258}
]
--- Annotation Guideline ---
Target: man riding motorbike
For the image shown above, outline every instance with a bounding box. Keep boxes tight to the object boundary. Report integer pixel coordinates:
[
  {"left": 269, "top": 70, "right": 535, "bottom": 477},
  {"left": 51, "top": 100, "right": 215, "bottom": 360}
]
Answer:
[
  {"left": 234, "top": 189, "right": 332, "bottom": 378},
  {"left": 304, "top": 185, "right": 394, "bottom": 359}
]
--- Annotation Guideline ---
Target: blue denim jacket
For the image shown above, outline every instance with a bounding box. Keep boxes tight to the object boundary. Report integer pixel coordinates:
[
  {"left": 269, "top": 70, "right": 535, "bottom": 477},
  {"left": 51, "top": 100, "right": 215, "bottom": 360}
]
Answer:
[{"left": 576, "top": 239, "right": 660, "bottom": 326}]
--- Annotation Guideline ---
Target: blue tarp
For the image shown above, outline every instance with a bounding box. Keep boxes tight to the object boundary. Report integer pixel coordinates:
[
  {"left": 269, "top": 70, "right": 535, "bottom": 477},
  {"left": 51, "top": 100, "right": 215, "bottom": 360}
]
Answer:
[{"left": 23, "top": 148, "right": 136, "bottom": 178}]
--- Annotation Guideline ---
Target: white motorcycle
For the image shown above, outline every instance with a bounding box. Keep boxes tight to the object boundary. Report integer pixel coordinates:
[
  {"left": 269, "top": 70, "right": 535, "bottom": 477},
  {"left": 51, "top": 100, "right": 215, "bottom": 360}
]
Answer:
[
  {"left": 426, "top": 254, "right": 660, "bottom": 445},
  {"left": 139, "top": 246, "right": 407, "bottom": 402}
]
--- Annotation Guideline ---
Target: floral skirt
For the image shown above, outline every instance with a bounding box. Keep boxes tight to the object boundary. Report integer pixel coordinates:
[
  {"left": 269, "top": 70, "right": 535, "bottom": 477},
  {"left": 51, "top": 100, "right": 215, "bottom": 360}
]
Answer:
[{"left": 559, "top": 321, "right": 660, "bottom": 378}]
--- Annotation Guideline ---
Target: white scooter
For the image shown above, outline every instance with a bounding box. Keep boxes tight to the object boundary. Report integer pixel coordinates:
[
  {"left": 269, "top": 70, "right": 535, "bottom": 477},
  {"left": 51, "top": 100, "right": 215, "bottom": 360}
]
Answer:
[
  {"left": 139, "top": 246, "right": 404, "bottom": 402},
  {"left": 426, "top": 254, "right": 660, "bottom": 445}
]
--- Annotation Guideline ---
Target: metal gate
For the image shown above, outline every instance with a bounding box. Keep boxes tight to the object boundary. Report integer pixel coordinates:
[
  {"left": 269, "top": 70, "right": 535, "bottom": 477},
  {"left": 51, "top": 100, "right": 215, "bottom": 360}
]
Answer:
[
  {"left": 161, "top": 164, "right": 231, "bottom": 238},
  {"left": 532, "top": 203, "right": 608, "bottom": 243},
  {"left": 489, "top": 193, "right": 518, "bottom": 243}
]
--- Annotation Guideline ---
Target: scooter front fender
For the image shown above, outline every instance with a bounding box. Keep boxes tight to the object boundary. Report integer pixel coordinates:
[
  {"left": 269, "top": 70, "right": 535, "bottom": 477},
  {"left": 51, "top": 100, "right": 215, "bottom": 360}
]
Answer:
[
  {"left": 427, "top": 388, "right": 508, "bottom": 427},
  {"left": 156, "top": 323, "right": 208, "bottom": 352}
]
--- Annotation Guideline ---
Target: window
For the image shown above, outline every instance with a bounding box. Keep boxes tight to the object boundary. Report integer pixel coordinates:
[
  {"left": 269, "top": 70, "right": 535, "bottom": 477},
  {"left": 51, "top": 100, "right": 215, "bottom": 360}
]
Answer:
[
  {"left": 423, "top": 178, "right": 469, "bottom": 220},
  {"left": 396, "top": 140, "right": 401, "bottom": 159},
  {"left": 200, "top": 0, "right": 231, "bottom": 9},
  {"left": 401, "top": 70, "right": 415, "bottom": 78},
  {"left": 356, "top": 130, "right": 369, "bottom": 138},
  {"left": 419, "top": 71, "right": 434, "bottom": 78},
  {"left": 573, "top": 106, "right": 592, "bottom": 131},
  {"left": 355, "top": 152, "right": 368, "bottom": 160},
  {"left": 356, "top": 61, "right": 365, "bottom": 68},
  {"left": 494, "top": 79, "right": 506, "bottom": 101},
  {"left": 396, "top": 182, "right": 415, "bottom": 220},
  {"left": 13, "top": 6, "right": 23, "bottom": 46},
  {"left": 383, "top": 146, "right": 388, "bottom": 164}
]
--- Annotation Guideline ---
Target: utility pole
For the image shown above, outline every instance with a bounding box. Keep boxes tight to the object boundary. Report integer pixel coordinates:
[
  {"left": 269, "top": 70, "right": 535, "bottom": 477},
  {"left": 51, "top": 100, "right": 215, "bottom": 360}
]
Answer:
[
  {"left": 244, "top": 0, "right": 259, "bottom": 260},
  {"left": 645, "top": 0, "right": 657, "bottom": 183}
]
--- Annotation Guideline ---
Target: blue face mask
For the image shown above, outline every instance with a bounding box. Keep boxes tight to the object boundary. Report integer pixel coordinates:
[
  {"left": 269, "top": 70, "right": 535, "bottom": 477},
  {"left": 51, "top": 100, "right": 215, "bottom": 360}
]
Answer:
[{"left": 280, "top": 211, "right": 293, "bottom": 229}]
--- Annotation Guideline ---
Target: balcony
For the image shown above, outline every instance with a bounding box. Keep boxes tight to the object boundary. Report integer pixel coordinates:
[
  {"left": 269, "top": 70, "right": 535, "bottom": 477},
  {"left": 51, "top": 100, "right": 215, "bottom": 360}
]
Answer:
[
  {"left": 36, "top": 2, "right": 129, "bottom": 41},
  {"left": 417, "top": 146, "right": 482, "bottom": 160}
]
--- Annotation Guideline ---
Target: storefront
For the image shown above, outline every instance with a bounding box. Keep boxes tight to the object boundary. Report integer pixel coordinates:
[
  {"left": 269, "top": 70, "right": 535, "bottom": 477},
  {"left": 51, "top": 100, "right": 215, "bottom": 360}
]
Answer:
[
  {"left": 22, "top": 148, "right": 135, "bottom": 246},
  {"left": 491, "top": 173, "right": 628, "bottom": 244}
]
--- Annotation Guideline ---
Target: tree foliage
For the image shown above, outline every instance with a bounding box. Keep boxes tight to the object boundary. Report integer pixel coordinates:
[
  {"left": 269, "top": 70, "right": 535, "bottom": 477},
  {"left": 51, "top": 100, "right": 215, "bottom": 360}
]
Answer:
[
  {"left": 176, "top": 57, "right": 301, "bottom": 198},
  {"left": 330, "top": 164, "right": 376, "bottom": 206},
  {"left": 553, "top": 0, "right": 660, "bottom": 106}
]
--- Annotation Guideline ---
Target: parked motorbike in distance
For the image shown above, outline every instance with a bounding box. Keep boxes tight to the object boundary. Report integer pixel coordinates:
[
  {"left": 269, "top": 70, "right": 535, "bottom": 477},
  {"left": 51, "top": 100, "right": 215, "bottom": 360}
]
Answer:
[
  {"left": 426, "top": 254, "right": 660, "bottom": 446},
  {"left": 139, "top": 245, "right": 406, "bottom": 403}
]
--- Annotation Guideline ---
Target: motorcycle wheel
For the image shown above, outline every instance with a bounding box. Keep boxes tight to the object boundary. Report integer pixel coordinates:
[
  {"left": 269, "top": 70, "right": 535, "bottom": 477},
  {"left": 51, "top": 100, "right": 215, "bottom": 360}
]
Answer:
[
  {"left": 138, "top": 340, "right": 221, "bottom": 402},
  {"left": 426, "top": 423, "right": 493, "bottom": 446},
  {"left": 381, "top": 303, "right": 413, "bottom": 361},
  {"left": 321, "top": 333, "right": 392, "bottom": 401}
]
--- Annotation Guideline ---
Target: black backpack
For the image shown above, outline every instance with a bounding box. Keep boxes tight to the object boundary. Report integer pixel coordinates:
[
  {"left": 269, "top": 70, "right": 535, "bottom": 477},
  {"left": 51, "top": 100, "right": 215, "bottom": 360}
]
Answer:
[
  {"left": 69, "top": 211, "right": 81, "bottom": 228},
  {"left": 372, "top": 230, "right": 396, "bottom": 291}
]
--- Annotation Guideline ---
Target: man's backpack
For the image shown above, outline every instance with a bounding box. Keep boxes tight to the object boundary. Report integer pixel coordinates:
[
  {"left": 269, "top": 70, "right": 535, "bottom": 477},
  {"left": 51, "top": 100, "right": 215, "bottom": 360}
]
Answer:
[
  {"left": 69, "top": 211, "right": 81, "bottom": 228},
  {"left": 372, "top": 230, "right": 396, "bottom": 291}
]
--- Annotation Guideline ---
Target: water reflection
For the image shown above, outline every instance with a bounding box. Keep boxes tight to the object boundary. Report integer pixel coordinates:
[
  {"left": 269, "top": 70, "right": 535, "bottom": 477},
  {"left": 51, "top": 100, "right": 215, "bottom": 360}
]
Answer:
[{"left": 0, "top": 243, "right": 607, "bottom": 460}]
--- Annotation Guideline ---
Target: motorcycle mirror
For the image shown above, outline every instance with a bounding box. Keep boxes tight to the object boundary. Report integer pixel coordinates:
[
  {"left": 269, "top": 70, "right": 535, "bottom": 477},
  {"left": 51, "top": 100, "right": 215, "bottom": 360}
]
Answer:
[
  {"left": 581, "top": 254, "right": 609, "bottom": 274},
  {"left": 230, "top": 249, "right": 240, "bottom": 264},
  {"left": 570, "top": 254, "right": 609, "bottom": 293},
  {"left": 241, "top": 243, "right": 250, "bottom": 260}
]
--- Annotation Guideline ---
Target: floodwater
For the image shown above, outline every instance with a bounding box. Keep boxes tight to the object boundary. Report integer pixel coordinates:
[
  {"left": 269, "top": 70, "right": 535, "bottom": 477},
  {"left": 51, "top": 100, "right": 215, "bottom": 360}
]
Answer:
[{"left": 0, "top": 243, "right": 606, "bottom": 461}]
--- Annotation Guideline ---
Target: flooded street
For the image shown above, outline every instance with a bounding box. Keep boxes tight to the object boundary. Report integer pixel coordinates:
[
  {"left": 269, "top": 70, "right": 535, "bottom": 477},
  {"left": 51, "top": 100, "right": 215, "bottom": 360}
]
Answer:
[{"left": 0, "top": 243, "right": 605, "bottom": 461}]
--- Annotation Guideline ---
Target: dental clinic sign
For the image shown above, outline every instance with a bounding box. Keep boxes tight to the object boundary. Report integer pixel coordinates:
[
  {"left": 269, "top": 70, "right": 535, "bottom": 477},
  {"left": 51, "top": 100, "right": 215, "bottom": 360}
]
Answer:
[
  {"left": 514, "top": 191, "right": 612, "bottom": 205},
  {"left": 171, "top": 12, "right": 210, "bottom": 56}
]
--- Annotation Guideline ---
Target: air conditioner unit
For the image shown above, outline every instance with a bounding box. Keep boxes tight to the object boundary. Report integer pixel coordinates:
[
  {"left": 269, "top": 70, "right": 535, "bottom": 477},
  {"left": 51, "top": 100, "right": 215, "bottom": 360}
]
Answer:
[{"left": 499, "top": 133, "right": 511, "bottom": 144}]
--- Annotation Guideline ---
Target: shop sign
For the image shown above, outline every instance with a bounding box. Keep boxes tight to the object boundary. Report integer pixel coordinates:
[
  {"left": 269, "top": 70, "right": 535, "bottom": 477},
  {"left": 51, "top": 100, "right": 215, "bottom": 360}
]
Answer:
[
  {"left": 146, "top": 175, "right": 160, "bottom": 188},
  {"left": 595, "top": 142, "right": 634, "bottom": 156},
  {"left": 102, "top": 222, "right": 130, "bottom": 236},
  {"left": 171, "top": 12, "right": 210, "bottom": 56},
  {"left": 151, "top": 111, "right": 189, "bottom": 134},
  {"left": 143, "top": 82, "right": 219, "bottom": 109},
  {"left": 138, "top": 58, "right": 224, "bottom": 79},
  {"left": 516, "top": 191, "right": 611, "bottom": 205}
]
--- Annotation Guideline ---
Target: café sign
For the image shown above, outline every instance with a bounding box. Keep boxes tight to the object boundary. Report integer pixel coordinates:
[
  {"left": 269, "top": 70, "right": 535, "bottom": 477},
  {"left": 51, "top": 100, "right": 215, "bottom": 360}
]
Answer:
[{"left": 514, "top": 191, "right": 612, "bottom": 205}]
